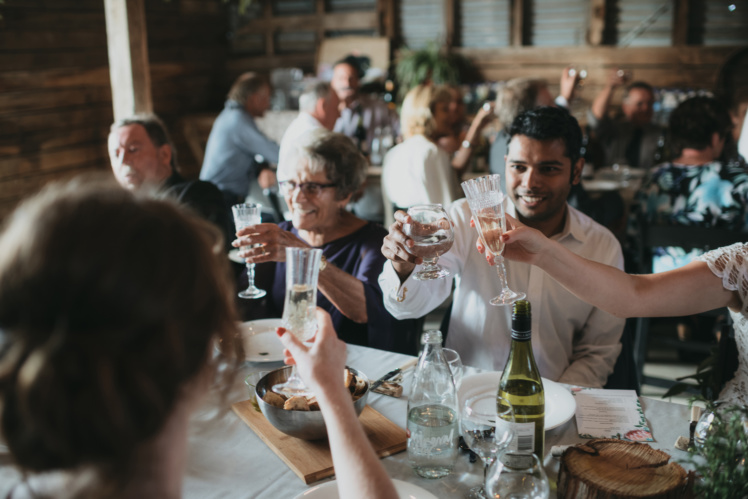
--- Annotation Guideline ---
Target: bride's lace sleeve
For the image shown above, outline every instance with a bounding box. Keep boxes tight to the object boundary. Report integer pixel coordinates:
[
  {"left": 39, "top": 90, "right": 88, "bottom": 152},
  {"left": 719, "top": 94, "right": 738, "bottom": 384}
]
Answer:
[{"left": 695, "top": 243, "right": 748, "bottom": 315}]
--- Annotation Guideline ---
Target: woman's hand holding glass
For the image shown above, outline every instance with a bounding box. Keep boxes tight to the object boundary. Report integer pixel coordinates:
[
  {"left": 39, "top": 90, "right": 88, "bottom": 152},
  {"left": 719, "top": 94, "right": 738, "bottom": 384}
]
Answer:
[
  {"left": 402, "top": 204, "right": 454, "bottom": 281},
  {"left": 233, "top": 223, "right": 311, "bottom": 264}
]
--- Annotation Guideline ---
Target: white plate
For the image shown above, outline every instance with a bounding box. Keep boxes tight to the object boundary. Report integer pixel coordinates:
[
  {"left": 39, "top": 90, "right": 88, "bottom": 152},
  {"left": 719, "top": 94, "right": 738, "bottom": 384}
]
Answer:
[
  {"left": 296, "top": 478, "right": 438, "bottom": 499},
  {"left": 458, "top": 372, "right": 576, "bottom": 431},
  {"left": 582, "top": 179, "right": 624, "bottom": 192},
  {"left": 241, "top": 319, "right": 284, "bottom": 363},
  {"left": 228, "top": 248, "right": 244, "bottom": 264}
]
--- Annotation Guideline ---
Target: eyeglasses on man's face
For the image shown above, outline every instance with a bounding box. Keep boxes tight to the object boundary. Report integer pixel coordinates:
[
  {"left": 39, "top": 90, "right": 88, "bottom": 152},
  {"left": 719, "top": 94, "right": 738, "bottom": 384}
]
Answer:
[{"left": 278, "top": 180, "right": 336, "bottom": 197}]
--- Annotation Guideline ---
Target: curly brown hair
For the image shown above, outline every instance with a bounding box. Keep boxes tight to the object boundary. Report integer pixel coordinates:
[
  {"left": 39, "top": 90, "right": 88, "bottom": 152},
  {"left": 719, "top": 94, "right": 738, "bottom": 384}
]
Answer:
[{"left": 0, "top": 176, "right": 240, "bottom": 490}]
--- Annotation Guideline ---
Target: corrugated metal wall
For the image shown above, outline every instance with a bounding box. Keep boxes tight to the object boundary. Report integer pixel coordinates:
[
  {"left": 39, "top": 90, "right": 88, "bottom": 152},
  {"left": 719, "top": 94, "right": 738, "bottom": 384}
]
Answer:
[
  {"left": 458, "top": 0, "right": 511, "bottom": 48},
  {"left": 527, "top": 0, "right": 591, "bottom": 46},
  {"left": 614, "top": 0, "right": 673, "bottom": 46},
  {"left": 399, "top": 0, "right": 447, "bottom": 49},
  {"left": 702, "top": 0, "right": 748, "bottom": 46},
  {"left": 327, "top": 0, "right": 377, "bottom": 11}
]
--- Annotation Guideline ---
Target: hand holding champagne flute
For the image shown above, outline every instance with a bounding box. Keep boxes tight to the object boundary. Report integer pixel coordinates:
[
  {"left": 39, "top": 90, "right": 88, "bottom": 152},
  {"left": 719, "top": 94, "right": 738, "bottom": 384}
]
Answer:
[
  {"left": 403, "top": 204, "right": 454, "bottom": 281},
  {"left": 462, "top": 174, "right": 525, "bottom": 306}
]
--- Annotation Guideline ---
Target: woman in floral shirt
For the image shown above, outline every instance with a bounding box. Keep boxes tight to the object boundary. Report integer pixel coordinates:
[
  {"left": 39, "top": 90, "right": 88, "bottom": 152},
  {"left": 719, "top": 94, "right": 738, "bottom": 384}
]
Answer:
[{"left": 641, "top": 95, "right": 748, "bottom": 273}]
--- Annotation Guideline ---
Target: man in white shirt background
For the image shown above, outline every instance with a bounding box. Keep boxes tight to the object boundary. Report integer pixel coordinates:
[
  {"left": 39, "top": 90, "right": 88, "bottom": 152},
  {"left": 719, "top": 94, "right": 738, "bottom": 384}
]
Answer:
[
  {"left": 379, "top": 106, "right": 625, "bottom": 388},
  {"left": 278, "top": 81, "right": 340, "bottom": 179}
]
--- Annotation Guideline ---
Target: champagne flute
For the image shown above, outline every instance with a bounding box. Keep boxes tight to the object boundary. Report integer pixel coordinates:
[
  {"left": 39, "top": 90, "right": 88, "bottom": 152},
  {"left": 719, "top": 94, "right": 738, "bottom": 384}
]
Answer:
[
  {"left": 272, "top": 247, "right": 322, "bottom": 397},
  {"left": 461, "top": 393, "right": 515, "bottom": 499},
  {"left": 462, "top": 175, "right": 525, "bottom": 306},
  {"left": 485, "top": 452, "right": 550, "bottom": 499},
  {"left": 232, "top": 203, "right": 267, "bottom": 299},
  {"left": 403, "top": 204, "right": 454, "bottom": 281}
]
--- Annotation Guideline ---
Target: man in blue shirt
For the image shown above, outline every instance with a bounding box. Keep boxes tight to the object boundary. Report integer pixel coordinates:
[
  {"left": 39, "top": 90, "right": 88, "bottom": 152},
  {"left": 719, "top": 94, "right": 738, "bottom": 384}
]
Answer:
[{"left": 200, "top": 72, "right": 280, "bottom": 208}]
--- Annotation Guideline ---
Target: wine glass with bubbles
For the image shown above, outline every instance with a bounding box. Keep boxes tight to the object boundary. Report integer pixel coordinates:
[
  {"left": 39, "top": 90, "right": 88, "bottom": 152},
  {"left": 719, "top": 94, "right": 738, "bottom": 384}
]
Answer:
[
  {"left": 462, "top": 175, "right": 525, "bottom": 306},
  {"left": 461, "top": 393, "right": 515, "bottom": 499},
  {"left": 403, "top": 204, "right": 454, "bottom": 281},
  {"left": 272, "top": 247, "right": 322, "bottom": 397}
]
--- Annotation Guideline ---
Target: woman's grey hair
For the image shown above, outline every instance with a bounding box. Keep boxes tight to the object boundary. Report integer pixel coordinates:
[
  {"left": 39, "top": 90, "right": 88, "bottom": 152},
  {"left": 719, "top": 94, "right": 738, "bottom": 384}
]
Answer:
[
  {"left": 291, "top": 130, "right": 368, "bottom": 201},
  {"left": 494, "top": 78, "right": 548, "bottom": 128}
]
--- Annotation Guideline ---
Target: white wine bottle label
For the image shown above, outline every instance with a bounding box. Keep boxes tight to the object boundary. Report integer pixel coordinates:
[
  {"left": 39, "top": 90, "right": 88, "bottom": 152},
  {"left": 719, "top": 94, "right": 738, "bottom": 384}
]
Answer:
[{"left": 497, "top": 420, "right": 535, "bottom": 452}]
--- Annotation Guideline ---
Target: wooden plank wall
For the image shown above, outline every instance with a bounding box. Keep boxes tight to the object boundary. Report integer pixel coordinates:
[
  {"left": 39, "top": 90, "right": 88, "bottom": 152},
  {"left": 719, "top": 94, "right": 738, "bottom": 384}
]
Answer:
[{"left": 0, "top": 0, "right": 229, "bottom": 221}]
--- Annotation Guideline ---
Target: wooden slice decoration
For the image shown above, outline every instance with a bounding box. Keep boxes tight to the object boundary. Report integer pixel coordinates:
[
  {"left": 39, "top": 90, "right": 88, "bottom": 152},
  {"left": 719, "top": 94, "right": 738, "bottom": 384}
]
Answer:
[{"left": 557, "top": 439, "right": 695, "bottom": 499}]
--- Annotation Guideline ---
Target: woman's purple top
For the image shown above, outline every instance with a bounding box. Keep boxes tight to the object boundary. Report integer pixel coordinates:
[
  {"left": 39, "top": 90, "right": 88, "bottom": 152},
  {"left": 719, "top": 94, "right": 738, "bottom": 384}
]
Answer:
[{"left": 270, "top": 221, "right": 402, "bottom": 350}]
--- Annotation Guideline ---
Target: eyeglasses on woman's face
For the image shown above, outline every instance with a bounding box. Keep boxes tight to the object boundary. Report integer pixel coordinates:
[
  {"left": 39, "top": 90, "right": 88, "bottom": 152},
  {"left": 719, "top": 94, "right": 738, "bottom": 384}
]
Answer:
[{"left": 278, "top": 180, "right": 336, "bottom": 197}]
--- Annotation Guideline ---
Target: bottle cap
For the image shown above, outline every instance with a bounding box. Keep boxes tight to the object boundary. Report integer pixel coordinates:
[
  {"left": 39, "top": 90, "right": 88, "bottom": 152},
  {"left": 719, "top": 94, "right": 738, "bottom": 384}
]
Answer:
[
  {"left": 512, "top": 300, "right": 531, "bottom": 332},
  {"left": 421, "top": 330, "right": 443, "bottom": 344}
]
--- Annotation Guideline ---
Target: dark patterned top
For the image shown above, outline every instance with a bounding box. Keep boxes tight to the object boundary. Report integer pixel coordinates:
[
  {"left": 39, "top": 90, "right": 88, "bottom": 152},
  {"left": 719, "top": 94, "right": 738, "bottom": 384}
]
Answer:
[{"left": 640, "top": 160, "right": 748, "bottom": 272}]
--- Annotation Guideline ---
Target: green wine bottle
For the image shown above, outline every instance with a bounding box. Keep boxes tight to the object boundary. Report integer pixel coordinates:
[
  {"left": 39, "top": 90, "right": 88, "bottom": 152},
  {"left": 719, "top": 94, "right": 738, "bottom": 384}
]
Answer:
[{"left": 497, "top": 300, "right": 545, "bottom": 458}]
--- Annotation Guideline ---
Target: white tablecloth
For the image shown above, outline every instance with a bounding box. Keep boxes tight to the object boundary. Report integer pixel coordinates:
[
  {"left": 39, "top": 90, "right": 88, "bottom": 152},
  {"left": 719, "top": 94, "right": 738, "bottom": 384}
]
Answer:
[{"left": 182, "top": 344, "right": 692, "bottom": 499}]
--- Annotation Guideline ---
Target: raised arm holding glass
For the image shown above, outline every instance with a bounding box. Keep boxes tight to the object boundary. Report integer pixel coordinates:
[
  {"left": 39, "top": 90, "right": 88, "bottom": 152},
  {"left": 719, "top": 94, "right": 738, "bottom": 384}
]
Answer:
[
  {"left": 234, "top": 130, "right": 402, "bottom": 351},
  {"left": 380, "top": 107, "right": 625, "bottom": 387}
]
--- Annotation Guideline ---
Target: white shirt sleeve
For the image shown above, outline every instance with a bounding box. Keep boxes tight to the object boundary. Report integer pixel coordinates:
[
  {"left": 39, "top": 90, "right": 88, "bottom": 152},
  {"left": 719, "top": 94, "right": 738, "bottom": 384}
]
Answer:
[{"left": 379, "top": 200, "right": 471, "bottom": 320}]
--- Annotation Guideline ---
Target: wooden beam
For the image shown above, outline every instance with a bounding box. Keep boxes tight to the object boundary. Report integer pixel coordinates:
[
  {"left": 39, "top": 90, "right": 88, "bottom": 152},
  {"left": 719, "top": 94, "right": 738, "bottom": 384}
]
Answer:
[
  {"left": 236, "top": 11, "right": 379, "bottom": 36},
  {"left": 588, "top": 0, "right": 606, "bottom": 46},
  {"left": 511, "top": 0, "right": 524, "bottom": 47},
  {"left": 672, "top": 0, "right": 689, "bottom": 46},
  {"left": 103, "top": 0, "right": 152, "bottom": 120},
  {"left": 444, "top": 0, "right": 455, "bottom": 48}
]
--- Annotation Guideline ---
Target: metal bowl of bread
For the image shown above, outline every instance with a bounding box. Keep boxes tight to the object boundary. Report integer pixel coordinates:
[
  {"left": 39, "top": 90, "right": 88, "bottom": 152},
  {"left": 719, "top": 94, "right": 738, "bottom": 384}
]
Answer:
[{"left": 255, "top": 365, "right": 369, "bottom": 440}]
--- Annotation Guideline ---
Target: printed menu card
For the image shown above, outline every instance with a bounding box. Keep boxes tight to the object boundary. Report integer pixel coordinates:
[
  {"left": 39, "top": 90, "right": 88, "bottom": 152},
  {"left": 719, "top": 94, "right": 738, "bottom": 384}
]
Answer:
[{"left": 572, "top": 388, "right": 653, "bottom": 442}]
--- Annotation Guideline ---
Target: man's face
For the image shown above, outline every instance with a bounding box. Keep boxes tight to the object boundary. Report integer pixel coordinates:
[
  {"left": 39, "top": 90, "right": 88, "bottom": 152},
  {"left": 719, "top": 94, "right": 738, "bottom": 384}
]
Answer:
[
  {"left": 622, "top": 87, "right": 654, "bottom": 127},
  {"left": 331, "top": 63, "right": 359, "bottom": 104},
  {"left": 505, "top": 135, "right": 581, "bottom": 235},
  {"left": 245, "top": 84, "right": 272, "bottom": 117},
  {"left": 317, "top": 91, "right": 341, "bottom": 130},
  {"left": 535, "top": 86, "right": 555, "bottom": 107},
  {"left": 108, "top": 124, "right": 172, "bottom": 190}
]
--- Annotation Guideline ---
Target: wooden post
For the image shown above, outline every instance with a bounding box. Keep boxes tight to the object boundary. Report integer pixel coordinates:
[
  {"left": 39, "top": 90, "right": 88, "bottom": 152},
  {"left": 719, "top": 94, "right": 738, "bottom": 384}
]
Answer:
[
  {"left": 444, "top": 0, "right": 455, "bottom": 48},
  {"left": 589, "top": 0, "right": 606, "bottom": 46},
  {"left": 264, "top": 1, "right": 275, "bottom": 56},
  {"left": 511, "top": 0, "right": 524, "bottom": 47},
  {"left": 672, "top": 0, "right": 689, "bottom": 46},
  {"left": 103, "top": 0, "right": 152, "bottom": 120}
]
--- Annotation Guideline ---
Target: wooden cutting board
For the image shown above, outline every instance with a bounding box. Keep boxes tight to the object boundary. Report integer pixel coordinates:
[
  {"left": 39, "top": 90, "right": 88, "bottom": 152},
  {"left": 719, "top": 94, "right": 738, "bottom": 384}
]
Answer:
[{"left": 232, "top": 400, "right": 408, "bottom": 484}]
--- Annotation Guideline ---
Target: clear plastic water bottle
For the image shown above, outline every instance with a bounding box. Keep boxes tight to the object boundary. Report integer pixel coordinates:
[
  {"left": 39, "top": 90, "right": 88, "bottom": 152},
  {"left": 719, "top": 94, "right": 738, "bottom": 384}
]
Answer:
[{"left": 406, "top": 330, "right": 459, "bottom": 479}]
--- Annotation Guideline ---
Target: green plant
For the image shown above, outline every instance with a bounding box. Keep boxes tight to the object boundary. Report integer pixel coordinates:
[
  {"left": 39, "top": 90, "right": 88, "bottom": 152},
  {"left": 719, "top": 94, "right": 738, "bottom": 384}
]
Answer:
[
  {"left": 394, "top": 42, "right": 478, "bottom": 100},
  {"left": 683, "top": 404, "right": 748, "bottom": 498}
]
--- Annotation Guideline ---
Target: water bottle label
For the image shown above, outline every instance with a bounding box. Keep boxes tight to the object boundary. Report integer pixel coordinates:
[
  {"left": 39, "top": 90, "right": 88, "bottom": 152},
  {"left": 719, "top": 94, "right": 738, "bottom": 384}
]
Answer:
[
  {"left": 498, "top": 420, "right": 535, "bottom": 452},
  {"left": 409, "top": 428, "right": 455, "bottom": 454}
]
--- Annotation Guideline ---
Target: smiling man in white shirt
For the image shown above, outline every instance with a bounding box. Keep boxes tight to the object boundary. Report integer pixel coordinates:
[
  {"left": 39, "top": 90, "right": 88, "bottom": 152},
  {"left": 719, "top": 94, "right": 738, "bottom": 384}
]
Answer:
[{"left": 379, "top": 107, "right": 625, "bottom": 387}]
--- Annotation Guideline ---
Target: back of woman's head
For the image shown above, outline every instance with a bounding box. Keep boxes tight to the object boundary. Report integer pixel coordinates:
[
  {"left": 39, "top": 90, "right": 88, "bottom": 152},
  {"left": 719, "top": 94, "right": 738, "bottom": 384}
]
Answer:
[
  {"left": 0, "top": 176, "right": 238, "bottom": 475},
  {"left": 668, "top": 95, "right": 732, "bottom": 156},
  {"left": 400, "top": 84, "right": 452, "bottom": 139}
]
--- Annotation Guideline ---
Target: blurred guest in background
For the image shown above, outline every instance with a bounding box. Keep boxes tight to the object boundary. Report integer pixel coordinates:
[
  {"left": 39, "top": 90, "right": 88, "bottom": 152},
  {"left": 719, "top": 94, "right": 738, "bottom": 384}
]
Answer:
[
  {"left": 278, "top": 81, "right": 340, "bottom": 178},
  {"left": 200, "top": 72, "right": 280, "bottom": 209},
  {"left": 331, "top": 56, "right": 399, "bottom": 155},
  {"left": 438, "top": 85, "right": 495, "bottom": 177},
  {"left": 588, "top": 71, "right": 663, "bottom": 169},
  {"left": 382, "top": 84, "right": 460, "bottom": 210},
  {"left": 489, "top": 67, "right": 581, "bottom": 184},
  {"left": 235, "top": 131, "right": 408, "bottom": 352},
  {"left": 108, "top": 114, "right": 232, "bottom": 247},
  {"left": 381, "top": 107, "right": 625, "bottom": 387},
  {"left": 639, "top": 95, "right": 748, "bottom": 274}
]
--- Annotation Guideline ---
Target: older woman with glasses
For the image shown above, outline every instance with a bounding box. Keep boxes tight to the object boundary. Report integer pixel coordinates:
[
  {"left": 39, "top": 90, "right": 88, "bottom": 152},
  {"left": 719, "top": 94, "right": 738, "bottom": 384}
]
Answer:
[{"left": 234, "top": 130, "right": 403, "bottom": 351}]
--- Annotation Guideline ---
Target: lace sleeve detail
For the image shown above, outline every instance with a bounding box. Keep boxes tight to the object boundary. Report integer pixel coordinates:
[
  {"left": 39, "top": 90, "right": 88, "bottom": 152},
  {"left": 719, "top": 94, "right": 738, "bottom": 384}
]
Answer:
[{"left": 696, "top": 243, "right": 748, "bottom": 316}]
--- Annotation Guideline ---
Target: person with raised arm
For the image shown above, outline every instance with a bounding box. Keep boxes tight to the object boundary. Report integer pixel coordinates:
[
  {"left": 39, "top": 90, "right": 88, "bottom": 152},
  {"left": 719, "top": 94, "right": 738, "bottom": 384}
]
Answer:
[
  {"left": 277, "top": 309, "right": 399, "bottom": 499},
  {"left": 486, "top": 216, "right": 747, "bottom": 406}
]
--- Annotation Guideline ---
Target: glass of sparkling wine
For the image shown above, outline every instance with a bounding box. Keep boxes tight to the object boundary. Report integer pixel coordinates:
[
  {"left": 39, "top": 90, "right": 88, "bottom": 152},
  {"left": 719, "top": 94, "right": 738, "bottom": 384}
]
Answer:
[
  {"left": 232, "top": 203, "right": 267, "bottom": 299},
  {"left": 461, "top": 393, "right": 515, "bottom": 499},
  {"left": 272, "top": 247, "right": 323, "bottom": 397},
  {"left": 461, "top": 175, "right": 526, "bottom": 306},
  {"left": 403, "top": 204, "right": 454, "bottom": 281}
]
